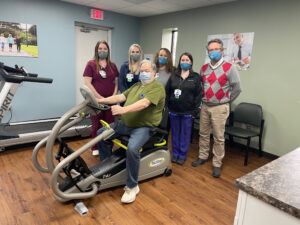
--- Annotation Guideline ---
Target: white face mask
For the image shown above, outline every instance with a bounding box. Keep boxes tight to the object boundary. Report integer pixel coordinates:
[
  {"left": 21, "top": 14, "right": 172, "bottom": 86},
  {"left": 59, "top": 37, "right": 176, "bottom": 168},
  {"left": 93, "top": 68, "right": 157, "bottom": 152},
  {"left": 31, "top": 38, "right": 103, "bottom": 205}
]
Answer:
[{"left": 139, "top": 71, "right": 152, "bottom": 83}]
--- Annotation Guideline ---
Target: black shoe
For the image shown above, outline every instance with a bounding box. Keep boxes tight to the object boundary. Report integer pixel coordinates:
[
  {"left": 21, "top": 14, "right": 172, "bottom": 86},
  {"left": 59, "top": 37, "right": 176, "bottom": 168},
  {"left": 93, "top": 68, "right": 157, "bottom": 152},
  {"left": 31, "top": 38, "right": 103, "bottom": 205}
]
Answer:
[
  {"left": 191, "top": 158, "right": 207, "bottom": 167},
  {"left": 212, "top": 167, "right": 221, "bottom": 178},
  {"left": 176, "top": 158, "right": 185, "bottom": 165},
  {"left": 171, "top": 155, "right": 177, "bottom": 163}
]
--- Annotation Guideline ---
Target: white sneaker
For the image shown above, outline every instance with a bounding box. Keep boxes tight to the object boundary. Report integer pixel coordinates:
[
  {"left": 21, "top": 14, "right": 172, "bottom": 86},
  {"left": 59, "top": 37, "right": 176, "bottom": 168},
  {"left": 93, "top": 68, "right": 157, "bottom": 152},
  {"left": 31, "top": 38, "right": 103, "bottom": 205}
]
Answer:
[
  {"left": 92, "top": 149, "right": 99, "bottom": 156},
  {"left": 121, "top": 185, "right": 140, "bottom": 203}
]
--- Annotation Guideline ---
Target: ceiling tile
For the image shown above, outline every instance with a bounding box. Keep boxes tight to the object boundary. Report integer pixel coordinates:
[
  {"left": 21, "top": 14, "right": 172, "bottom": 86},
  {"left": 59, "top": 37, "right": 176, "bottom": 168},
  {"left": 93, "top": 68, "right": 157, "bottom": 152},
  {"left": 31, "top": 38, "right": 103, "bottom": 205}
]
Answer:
[
  {"left": 61, "top": 0, "right": 238, "bottom": 17},
  {"left": 116, "top": 5, "right": 158, "bottom": 17},
  {"left": 87, "top": 0, "right": 133, "bottom": 10},
  {"left": 62, "top": 0, "right": 94, "bottom": 5},
  {"left": 123, "top": 0, "right": 154, "bottom": 4},
  {"left": 163, "top": 0, "right": 209, "bottom": 6},
  {"left": 140, "top": 0, "right": 183, "bottom": 11}
]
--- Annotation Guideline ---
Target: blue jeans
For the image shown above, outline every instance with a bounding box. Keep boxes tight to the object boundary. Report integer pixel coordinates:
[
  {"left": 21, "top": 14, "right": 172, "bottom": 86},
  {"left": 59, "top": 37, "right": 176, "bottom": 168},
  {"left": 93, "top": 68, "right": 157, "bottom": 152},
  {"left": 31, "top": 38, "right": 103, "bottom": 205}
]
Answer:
[
  {"left": 169, "top": 112, "right": 193, "bottom": 160},
  {"left": 97, "top": 121, "right": 151, "bottom": 188}
]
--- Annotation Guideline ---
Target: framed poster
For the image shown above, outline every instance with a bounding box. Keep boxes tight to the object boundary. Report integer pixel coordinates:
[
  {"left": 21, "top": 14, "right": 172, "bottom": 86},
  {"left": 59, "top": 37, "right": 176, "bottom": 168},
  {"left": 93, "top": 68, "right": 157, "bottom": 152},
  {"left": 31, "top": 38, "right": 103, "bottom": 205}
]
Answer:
[
  {"left": 206, "top": 32, "right": 254, "bottom": 70},
  {"left": 0, "top": 21, "right": 38, "bottom": 58}
]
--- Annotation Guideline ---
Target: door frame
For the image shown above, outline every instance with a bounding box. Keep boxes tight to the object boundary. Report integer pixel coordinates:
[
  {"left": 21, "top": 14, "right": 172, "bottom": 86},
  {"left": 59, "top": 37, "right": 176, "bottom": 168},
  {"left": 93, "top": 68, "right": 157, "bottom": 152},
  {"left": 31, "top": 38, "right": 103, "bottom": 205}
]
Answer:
[
  {"left": 74, "top": 22, "right": 113, "bottom": 104},
  {"left": 74, "top": 21, "right": 113, "bottom": 57}
]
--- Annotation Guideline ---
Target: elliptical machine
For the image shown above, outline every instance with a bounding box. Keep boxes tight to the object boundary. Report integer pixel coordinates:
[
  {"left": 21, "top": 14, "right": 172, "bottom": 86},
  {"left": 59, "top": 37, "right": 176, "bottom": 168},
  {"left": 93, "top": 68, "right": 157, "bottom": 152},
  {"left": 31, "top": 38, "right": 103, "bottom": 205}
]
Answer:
[{"left": 32, "top": 86, "right": 172, "bottom": 215}]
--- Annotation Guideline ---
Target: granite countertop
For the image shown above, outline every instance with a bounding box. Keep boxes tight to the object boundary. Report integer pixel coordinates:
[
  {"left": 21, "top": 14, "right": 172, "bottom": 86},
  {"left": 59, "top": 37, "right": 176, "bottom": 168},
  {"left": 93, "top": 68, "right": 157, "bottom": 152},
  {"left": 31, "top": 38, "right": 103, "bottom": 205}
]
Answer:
[{"left": 235, "top": 147, "right": 300, "bottom": 219}]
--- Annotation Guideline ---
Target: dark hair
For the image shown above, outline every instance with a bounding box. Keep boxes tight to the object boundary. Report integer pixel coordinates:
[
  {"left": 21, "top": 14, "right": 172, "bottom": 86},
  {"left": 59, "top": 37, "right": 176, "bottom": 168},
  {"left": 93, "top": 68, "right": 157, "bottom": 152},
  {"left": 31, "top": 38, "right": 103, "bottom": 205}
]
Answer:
[
  {"left": 154, "top": 48, "right": 174, "bottom": 73},
  {"left": 176, "top": 52, "right": 194, "bottom": 73},
  {"left": 94, "top": 40, "right": 111, "bottom": 71},
  {"left": 207, "top": 38, "right": 224, "bottom": 50}
]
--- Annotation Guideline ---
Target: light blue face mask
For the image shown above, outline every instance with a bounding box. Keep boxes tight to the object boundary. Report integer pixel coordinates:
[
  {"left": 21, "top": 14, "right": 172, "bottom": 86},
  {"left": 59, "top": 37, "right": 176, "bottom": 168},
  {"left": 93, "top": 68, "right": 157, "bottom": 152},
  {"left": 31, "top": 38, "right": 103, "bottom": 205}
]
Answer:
[
  {"left": 180, "top": 63, "right": 191, "bottom": 71},
  {"left": 208, "top": 51, "right": 222, "bottom": 62},
  {"left": 158, "top": 56, "right": 168, "bottom": 65},
  {"left": 139, "top": 71, "right": 152, "bottom": 83}
]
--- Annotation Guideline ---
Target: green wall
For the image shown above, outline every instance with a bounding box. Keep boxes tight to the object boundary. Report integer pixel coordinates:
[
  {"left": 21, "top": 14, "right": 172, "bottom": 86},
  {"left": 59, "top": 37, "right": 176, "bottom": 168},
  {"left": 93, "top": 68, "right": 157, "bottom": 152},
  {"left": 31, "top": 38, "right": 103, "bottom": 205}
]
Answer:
[{"left": 140, "top": 0, "right": 300, "bottom": 156}]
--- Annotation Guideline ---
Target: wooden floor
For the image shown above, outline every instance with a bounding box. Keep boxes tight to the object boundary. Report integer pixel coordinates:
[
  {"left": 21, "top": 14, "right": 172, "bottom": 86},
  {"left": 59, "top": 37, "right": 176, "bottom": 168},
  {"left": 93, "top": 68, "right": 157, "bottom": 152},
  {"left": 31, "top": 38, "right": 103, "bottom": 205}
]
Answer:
[{"left": 0, "top": 137, "right": 272, "bottom": 225}]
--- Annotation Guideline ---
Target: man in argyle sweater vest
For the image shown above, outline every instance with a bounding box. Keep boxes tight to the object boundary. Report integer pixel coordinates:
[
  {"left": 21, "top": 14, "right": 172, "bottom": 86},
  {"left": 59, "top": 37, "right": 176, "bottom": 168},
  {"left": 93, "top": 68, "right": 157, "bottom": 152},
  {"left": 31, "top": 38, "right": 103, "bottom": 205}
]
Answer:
[{"left": 192, "top": 38, "right": 241, "bottom": 178}]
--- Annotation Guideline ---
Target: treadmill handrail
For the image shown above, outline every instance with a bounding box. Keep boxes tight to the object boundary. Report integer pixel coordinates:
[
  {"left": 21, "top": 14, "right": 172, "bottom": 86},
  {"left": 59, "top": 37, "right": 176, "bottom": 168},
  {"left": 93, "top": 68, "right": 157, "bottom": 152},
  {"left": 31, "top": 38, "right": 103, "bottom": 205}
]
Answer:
[
  {"left": 0, "top": 62, "right": 53, "bottom": 84},
  {"left": 0, "top": 72, "right": 53, "bottom": 84}
]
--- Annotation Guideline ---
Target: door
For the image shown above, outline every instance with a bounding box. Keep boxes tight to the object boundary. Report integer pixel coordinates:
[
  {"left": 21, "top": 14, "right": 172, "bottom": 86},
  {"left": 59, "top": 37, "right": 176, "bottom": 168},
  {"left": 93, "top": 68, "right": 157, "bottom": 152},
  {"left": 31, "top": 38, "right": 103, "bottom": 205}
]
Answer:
[{"left": 75, "top": 24, "right": 110, "bottom": 104}]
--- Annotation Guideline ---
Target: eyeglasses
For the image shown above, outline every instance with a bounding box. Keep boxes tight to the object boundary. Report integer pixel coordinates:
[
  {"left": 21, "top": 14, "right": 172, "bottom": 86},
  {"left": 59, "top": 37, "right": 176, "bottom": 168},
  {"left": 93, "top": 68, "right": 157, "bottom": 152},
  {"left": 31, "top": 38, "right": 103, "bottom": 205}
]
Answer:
[{"left": 208, "top": 48, "right": 222, "bottom": 52}]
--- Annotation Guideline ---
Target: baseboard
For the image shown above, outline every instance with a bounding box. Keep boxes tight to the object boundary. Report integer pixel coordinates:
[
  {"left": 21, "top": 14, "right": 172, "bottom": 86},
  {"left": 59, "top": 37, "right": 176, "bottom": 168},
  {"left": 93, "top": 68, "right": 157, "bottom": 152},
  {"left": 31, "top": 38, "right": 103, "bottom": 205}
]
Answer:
[{"left": 225, "top": 140, "right": 279, "bottom": 160}]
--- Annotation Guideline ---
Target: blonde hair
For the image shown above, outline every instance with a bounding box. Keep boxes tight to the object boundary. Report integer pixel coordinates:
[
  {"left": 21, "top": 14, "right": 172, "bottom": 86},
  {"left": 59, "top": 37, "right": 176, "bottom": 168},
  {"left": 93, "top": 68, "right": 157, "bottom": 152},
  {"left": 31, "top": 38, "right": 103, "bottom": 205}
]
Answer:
[{"left": 128, "top": 44, "right": 143, "bottom": 74}]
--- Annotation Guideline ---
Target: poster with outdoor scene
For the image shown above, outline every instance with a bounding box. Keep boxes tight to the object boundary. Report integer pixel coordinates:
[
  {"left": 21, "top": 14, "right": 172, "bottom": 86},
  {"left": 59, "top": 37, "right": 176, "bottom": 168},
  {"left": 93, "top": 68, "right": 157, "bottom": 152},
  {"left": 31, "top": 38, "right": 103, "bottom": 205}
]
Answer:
[{"left": 0, "top": 21, "right": 38, "bottom": 58}]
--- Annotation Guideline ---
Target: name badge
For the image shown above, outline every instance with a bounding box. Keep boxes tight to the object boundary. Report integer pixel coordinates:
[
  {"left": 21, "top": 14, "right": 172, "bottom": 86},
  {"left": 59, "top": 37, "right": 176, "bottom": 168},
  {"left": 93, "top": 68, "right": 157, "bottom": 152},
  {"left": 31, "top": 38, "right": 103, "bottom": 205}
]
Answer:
[
  {"left": 99, "top": 70, "right": 106, "bottom": 78},
  {"left": 126, "top": 73, "right": 133, "bottom": 82},
  {"left": 174, "top": 89, "right": 182, "bottom": 99}
]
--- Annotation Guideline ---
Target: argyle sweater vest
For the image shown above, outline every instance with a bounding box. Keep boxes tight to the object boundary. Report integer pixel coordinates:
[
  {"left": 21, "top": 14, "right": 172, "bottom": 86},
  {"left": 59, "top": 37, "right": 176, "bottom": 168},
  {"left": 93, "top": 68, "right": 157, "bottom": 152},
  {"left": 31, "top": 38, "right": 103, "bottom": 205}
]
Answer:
[{"left": 201, "top": 61, "right": 240, "bottom": 105}]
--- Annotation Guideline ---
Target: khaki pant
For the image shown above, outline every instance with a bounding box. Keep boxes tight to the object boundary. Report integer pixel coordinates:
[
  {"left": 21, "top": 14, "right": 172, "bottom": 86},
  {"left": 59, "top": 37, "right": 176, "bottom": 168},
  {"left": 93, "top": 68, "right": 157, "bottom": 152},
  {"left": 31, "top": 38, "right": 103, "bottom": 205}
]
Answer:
[{"left": 198, "top": 103, "right": 229, "bottom": 167}]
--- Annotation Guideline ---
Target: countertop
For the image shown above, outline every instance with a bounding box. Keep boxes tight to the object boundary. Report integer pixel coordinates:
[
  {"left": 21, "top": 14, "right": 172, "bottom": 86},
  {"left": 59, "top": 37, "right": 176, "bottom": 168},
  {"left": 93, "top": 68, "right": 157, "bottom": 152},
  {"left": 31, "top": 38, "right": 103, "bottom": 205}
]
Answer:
[{"left": 236, "top": 147, "right": 300, "bottom": 219}]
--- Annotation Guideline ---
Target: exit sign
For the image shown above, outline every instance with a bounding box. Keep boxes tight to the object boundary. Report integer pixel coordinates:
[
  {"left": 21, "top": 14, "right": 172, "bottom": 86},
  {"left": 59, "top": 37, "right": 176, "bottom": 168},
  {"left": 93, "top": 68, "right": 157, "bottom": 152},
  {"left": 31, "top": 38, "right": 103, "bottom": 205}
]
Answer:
[{"left": 91, "top": 9, "right": 104, "bottom": 20}]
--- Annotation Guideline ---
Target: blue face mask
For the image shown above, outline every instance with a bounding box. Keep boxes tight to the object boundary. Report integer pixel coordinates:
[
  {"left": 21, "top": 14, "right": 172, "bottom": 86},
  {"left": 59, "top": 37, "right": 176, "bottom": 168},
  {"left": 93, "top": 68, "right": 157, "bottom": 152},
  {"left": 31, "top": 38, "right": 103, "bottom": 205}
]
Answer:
[
  {"left": 208, "top": 51, "right": 222, "bottom": 62},
  {"left": 139, "top": 71, "right": 152, "bottom": 83},
  {"left": 180, "top": 63, "right": 191, "bottom": 71},
  {"left": 158, "top": 56, "right": 168, "bottom": 65}
]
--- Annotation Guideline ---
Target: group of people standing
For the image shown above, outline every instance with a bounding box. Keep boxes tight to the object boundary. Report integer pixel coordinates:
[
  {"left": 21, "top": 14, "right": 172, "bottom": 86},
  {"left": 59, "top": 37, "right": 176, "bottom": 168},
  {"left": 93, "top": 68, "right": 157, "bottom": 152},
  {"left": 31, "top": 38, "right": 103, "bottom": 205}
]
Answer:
[
  {"left": 83, "top": 38, "right": 241, "bottom": 203},
  {"left": 0, "top": 33, "right": 22, "bottom": 52}
]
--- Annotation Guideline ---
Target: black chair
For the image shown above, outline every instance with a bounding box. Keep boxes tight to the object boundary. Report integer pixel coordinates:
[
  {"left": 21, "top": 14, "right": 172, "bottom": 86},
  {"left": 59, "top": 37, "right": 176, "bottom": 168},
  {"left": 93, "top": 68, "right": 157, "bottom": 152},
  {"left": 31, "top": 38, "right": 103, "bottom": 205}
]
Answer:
[
  {"left": 191, "top": 115, "right": 200, "bottom": 142},
  {"left": 225, "top": 102, "right": 264, "bottom": 166}
]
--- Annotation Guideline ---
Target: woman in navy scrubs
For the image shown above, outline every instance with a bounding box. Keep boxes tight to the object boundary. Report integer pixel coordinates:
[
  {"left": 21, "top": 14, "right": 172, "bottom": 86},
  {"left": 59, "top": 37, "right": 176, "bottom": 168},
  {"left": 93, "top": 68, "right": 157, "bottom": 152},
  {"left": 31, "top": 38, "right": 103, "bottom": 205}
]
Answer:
[{"left": 118, "top": 44, "right": 143, "bottom": 92}]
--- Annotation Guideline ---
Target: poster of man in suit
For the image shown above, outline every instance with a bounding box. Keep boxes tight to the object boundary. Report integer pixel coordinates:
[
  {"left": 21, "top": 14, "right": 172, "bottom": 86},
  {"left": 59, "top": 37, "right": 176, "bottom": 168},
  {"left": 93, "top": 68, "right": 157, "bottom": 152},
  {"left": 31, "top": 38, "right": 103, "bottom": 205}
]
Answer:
[{"left": 205, "top": 32, "right": 254, "bottom": 71}]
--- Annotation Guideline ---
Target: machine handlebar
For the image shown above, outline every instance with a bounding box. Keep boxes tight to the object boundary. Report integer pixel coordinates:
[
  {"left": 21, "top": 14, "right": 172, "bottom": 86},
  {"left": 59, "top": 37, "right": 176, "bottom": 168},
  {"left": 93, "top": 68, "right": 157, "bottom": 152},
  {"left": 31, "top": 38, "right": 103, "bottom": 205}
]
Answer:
[
  {"left": 80, "top": 86, "right": 111, "bottom": 111},
  {"left": 0, "top": 62, "right": 53, "bottom": 84}
]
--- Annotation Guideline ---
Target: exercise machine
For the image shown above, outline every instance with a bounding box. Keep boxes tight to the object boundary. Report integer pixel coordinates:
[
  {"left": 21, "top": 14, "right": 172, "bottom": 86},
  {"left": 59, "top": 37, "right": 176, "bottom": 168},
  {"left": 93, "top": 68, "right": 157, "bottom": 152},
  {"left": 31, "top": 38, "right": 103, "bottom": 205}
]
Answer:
[
  {"left": 0, "top": 62, "right": 91, "bottom": 151},
  {"left": 32, "top": 85, "right": 172, "bottom": 215}
]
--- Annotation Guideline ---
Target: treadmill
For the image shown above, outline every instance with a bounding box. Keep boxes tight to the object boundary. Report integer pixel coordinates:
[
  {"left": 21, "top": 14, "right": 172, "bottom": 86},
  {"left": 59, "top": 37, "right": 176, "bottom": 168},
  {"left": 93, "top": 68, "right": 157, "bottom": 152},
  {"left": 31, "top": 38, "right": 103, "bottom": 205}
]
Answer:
[{"left": 0, "top": 62, "right": 91, "bottom": 151}]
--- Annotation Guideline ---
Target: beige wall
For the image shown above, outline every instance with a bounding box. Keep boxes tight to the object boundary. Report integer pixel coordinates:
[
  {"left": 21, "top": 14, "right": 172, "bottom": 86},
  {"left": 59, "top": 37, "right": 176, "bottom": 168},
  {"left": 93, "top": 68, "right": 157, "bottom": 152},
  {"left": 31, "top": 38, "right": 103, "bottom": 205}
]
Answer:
[{"left": 140, "top": 0, "right": 300, "bottom": 156}]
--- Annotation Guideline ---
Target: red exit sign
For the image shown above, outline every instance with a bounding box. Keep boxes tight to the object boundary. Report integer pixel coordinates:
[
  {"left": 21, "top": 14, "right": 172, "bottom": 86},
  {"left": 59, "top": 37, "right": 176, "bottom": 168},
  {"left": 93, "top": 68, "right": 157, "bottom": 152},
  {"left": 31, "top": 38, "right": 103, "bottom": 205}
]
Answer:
[{"left": 91, "top": 8, "right": 104, "bottom": 20}]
